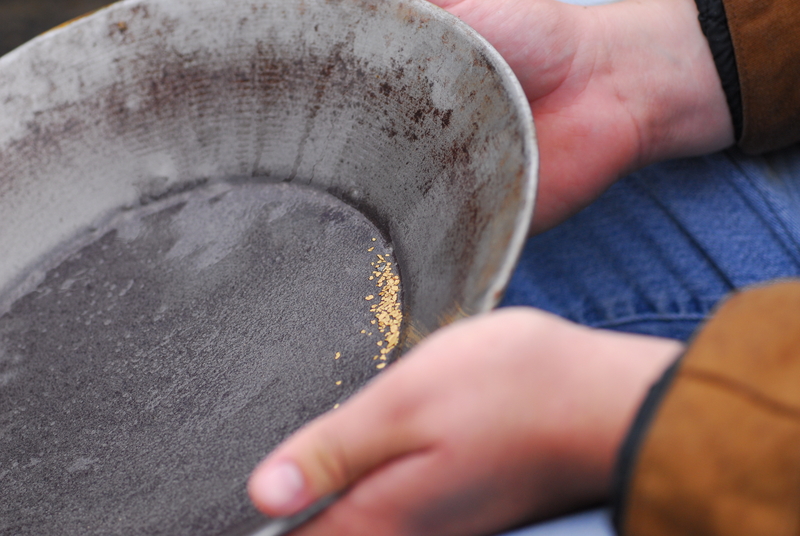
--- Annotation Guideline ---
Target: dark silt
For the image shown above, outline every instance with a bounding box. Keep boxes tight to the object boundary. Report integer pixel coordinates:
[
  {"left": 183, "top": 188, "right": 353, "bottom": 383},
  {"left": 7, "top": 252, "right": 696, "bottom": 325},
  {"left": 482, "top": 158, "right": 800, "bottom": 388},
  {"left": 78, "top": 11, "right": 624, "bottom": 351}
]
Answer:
[{"left": 0, "top": 181, "right": 399, "bottom": 535}]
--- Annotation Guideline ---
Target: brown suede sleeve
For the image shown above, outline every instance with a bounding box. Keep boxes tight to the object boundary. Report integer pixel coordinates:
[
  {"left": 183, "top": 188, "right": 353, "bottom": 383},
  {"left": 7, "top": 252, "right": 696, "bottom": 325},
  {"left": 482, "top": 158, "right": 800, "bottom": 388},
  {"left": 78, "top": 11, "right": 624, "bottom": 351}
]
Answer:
[
  {"left": 723, "top": 0, "right": 800, "bottom": 153},
  {"left": 620, "top": 280, "right": 800, "bottom": 536}
]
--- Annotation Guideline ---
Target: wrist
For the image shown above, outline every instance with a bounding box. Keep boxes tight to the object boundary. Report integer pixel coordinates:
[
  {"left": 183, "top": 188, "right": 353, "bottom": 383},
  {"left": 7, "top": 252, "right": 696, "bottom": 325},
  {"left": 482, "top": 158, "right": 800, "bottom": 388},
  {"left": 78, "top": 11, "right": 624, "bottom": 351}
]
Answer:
[
  {"left": 587, "top": 0, "right": 734, "bottom": 169},
  {"left": 523, "top": 314, "right": 683, "bottom": 511}
]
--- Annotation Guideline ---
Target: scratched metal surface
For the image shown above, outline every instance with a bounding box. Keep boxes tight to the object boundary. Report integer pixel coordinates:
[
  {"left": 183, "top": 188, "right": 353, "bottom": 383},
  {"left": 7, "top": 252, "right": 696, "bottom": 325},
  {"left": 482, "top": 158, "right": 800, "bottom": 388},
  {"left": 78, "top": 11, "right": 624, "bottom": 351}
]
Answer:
[
  {"left": 0, "top": 0, "right": 536, "bottom": 533},
  {"left": 0, "top": 0, "right": 537, "bottom": 331}
]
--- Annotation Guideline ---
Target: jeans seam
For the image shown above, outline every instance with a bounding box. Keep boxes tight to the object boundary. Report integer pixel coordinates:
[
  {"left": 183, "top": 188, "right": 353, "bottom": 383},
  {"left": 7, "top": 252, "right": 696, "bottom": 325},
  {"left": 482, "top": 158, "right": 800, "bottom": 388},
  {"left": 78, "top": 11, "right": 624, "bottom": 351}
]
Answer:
[
  {"left": 725, "top": 152, "right": 800, "bottom": 267},
  {"left": 633, "top": 170, "right": 737, "bottom": 291}
]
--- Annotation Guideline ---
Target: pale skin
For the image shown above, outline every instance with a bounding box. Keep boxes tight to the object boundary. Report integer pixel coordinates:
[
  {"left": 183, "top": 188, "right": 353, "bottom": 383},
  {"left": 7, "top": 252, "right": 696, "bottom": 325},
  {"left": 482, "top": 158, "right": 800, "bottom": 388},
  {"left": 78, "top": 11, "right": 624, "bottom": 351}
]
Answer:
[{"left": 248, "top": 0, "right": 734, "bottom": 534}]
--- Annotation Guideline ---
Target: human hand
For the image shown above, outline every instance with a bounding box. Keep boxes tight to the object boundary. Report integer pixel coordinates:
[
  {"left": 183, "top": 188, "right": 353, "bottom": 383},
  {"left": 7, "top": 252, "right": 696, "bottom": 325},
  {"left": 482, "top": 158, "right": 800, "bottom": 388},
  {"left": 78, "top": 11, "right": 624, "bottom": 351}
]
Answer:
[
  {"left": 429, "top": 0, "right": 734, "bottom": 233},
  {"left": 248, "top": 308, "right": 682, "bottom": 536}
]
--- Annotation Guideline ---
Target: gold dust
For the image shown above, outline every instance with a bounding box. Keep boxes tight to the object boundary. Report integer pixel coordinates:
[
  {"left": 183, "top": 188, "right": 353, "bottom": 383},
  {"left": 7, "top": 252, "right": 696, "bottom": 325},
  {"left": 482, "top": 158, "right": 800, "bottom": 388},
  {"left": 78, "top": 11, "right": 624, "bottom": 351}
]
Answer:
[
  {"left": 368, "top": 247, "right": 375, "bottom": 252},
  {"left": 360, "top": 329, "right": 366, "bottom": 334},
  {"left": 372, "top": 238, "right": 377, "bottom": 242},
  {"left": 335, "top": 352, "right": 341, "bottom": 360},
  {"left": 376, "top": 363, "right": 387, "bottom": 370},
  {"left": 367, "top": 252, "right": 402, "bottom": 368},
  {"left": 336, "top": 380, "right": 342, "bottom": 386},
  {"left": 333, "top": 403, "right": 340, "bottom": 409},
  {"left": 366, "top": 295, "right": 375, "bottom": 301}
]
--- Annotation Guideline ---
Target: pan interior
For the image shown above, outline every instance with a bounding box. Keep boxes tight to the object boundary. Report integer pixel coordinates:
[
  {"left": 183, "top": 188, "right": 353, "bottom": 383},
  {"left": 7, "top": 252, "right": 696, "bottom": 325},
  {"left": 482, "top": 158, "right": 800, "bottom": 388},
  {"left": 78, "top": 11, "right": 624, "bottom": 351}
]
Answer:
[{"left": 0, "top": 180, "right": 400, "bottom": 535}]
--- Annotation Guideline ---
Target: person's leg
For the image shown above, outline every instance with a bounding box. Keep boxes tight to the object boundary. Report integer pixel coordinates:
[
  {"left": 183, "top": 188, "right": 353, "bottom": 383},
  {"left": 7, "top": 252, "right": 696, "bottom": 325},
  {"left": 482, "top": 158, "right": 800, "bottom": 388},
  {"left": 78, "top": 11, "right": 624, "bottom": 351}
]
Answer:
[
  {"left": 497, "top": 146, "right": 800, "bottom": 535},
  {"left": 503, "top": 147, "right": 800, "bottom": 341},
  {"left": 503, "top": 510, "right": 614, "bottom": 536}
]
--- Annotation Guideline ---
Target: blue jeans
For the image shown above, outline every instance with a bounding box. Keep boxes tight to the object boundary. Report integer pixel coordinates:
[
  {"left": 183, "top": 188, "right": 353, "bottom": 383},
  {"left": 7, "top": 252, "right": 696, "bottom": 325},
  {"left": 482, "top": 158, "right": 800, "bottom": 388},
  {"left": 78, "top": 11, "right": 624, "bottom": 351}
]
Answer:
[{"left": 496, "top": 146, "right": 800, "bottom": 535}]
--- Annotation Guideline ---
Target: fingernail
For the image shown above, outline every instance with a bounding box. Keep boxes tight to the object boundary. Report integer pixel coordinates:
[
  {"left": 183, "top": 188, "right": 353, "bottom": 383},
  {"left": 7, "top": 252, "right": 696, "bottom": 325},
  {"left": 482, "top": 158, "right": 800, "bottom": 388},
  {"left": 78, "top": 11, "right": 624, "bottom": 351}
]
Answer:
[{"left": 253, "top": 461, "right": 306, "bottom": 511}]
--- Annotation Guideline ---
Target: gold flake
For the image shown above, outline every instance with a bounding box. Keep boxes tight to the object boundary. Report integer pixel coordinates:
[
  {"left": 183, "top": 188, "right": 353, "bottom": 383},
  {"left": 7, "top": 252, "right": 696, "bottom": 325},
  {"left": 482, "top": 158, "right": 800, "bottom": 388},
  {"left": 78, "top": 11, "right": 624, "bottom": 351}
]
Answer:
[
  {"left": 366, "top": 295, "right": 375, "bottom": 300},
  {"left": 368, "top": 247, "right": 375, "bottom": 252},
  {"left": 334, "top": 403, "right": 340, "bottom": 409},
  {"left": 376, "top": 363, "right": 387, "bottom": 370},
  {"left": 366, "top": 251, "right": 402, "bottom": 369},
  {"left": 335, "top": 352, "right": 341, "bottom": 360},
  {"left": 336, "top": 380, "right": 342, "bottom": 386}
]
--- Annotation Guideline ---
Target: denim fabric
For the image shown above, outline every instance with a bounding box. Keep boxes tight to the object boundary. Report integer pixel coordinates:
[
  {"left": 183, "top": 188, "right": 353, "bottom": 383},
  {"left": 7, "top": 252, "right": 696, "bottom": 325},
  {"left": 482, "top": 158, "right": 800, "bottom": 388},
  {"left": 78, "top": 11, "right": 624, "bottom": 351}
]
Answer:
[
  {"left": 496, "top": 147, "right": 800, "bottom": 536},
  {"left": 503, "top": 509, "right": 614, "bottom": 536},
  {"left": 502, "top": 148, "right": 800, "bottom": 342}
]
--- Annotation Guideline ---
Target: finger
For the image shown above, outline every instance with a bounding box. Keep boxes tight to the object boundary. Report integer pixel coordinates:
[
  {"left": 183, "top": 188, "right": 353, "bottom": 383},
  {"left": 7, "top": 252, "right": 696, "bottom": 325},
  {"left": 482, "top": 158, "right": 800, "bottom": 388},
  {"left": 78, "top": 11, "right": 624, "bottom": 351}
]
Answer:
[
  {"left": 292, "top": 444, "right": 523, "bottom": 536},
  {"left": 338, "top": 447, "right": 528, "bottom": 536},
  {"left": 425, "top": 0, "right": 469, "bottom": 9},
  {"left": 289, "top": 452, "right": 442, "bottom": 536},
  {"left": 247, "top": 370, "right": 429, "bottom": 517}
]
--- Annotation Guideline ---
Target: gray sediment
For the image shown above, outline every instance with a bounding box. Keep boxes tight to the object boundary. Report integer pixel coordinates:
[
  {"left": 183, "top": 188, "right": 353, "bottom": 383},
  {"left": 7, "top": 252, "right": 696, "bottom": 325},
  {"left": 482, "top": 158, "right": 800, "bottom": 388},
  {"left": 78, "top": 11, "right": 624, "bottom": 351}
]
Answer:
[{"left": 0, "top": 181, "right": 398, "bottom": 535}]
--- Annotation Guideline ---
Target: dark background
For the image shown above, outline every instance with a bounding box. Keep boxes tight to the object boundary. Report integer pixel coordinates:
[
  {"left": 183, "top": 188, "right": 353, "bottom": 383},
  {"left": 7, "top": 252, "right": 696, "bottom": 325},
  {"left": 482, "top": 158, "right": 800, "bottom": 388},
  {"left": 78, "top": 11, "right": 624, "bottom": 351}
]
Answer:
[{"left": 0, "top": 0, "right": 114, "bottom": 57}]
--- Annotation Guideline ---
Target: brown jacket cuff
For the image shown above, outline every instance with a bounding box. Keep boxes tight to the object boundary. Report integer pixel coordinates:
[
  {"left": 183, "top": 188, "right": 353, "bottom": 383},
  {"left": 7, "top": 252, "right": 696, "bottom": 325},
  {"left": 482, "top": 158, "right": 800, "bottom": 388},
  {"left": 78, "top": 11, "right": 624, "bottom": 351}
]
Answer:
[
  {"left": 613, "top": 280, "right": 800, "bottom": 535},
  {"left": 694, "top": 0, "right": 800, "bottom": 153},
  {"left": 721, "top": 0, "right": 800, "bottom": 153}
]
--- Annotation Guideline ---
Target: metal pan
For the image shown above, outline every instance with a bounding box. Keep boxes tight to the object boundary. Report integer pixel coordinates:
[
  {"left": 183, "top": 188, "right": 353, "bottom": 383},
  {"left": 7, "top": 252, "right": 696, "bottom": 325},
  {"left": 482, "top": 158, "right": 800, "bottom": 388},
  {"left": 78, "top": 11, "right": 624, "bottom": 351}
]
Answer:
[{"left": 0, "top": 1, "right": 537, "bottom": 534}]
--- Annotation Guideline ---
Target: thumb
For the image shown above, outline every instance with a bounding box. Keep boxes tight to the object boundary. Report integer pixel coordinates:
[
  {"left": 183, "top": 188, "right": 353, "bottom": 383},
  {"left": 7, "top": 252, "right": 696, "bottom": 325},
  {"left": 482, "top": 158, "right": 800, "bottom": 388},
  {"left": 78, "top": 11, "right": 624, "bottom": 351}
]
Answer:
[
  {"left": 247, "top": 386, "right": 425, "bottom": 517},
  {"left": 425, "top": 0, "right": 469, "bottom": 9}
]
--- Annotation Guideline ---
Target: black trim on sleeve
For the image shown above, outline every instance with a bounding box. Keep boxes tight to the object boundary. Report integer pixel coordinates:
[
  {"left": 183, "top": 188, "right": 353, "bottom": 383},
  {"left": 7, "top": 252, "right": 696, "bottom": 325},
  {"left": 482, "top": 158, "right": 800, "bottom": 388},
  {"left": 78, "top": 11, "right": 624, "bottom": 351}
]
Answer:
[
  {"left": 694, "top": 0, "right": 743, "bottom": 141},
  {"left": 610, "top": 356, "right": 683, "bottom": 535}
]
